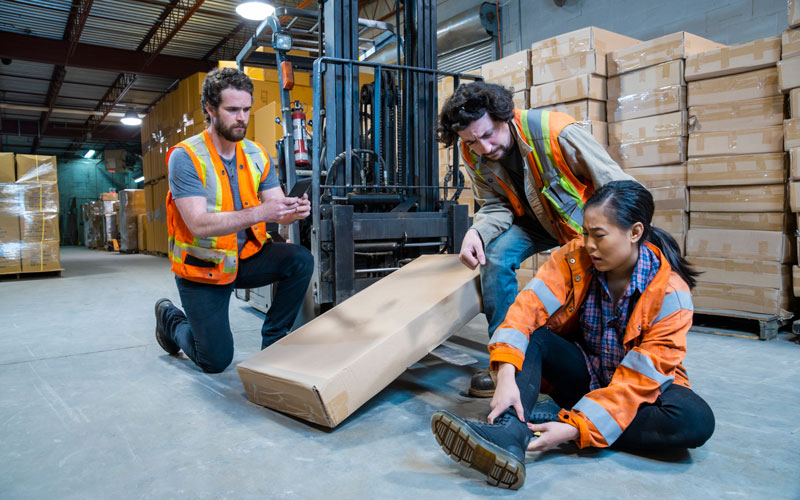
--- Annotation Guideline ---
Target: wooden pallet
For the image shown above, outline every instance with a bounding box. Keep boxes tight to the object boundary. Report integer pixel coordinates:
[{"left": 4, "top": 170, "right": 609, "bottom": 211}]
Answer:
[
  {"left": 0, "top": 269, "right": 62, "bottom": 281},
  {"left": 142, "top": 250, "right": 168, "bottom": 258},
  {"left": 691, "top": 308, "right": 793, "bottom": 341}
]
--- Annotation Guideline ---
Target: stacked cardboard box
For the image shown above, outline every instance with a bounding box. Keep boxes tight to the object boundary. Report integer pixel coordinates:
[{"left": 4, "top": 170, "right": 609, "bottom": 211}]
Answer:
[
  {"left": 606, "top": 32, "right": 725, "bottom": 254},
  {"left": 14, "top": 154, "right": 61, "bottom": 273},
  {"left": 782, "top": 17, "right": 800, "bottom": 300},
  {"left": 436, "top": 75, "right": 477, "bottom": 217},
  {"left": 82, "top": 201, "right": 104, "bottom": 249},
  {"left": 118, "top": 189, "right": 145, "bottom": 252},
  {"left": 0, "top": 153, "right": 21, "bottom": 275},
  {"left": 686, "top": 36, "right": 788, "bottom": 316},
  {"left": 481, "top": 49, "right": 532, "bottom": 110},
  {"left": 144, "top": 180, "right": 169, "bottom": 255},
  {"left": 530, "top": 27, "right": 640, "bottom": 147}
]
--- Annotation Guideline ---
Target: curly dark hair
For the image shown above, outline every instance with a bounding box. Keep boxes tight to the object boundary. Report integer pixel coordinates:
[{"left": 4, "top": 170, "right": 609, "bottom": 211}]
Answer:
[
  {"left": 436, "top": 81, "right": 515, "bottom": 147},
  {"left": 200, "top": 67, "right": 255, "bottom": 123}
]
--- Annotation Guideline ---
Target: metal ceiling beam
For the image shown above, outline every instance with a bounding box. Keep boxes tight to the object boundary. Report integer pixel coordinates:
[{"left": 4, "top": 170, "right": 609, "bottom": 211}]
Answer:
[
  {"left": 68, "top": 73, "right": 138, "bottom": 150},
  {"left": 139, "top": 0, "right": 207, "bottom": 66},
  {"left": 0, "top": 32, "right": 214, "bottom": 79},
  {"left": 1, "top": 118, "right": 140, "bottom": 143}
]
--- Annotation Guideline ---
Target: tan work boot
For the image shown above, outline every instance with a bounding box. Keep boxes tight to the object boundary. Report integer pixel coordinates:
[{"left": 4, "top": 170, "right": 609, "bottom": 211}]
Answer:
[{"left": 468, "top": 367, "right": 497, "bottom": 397}]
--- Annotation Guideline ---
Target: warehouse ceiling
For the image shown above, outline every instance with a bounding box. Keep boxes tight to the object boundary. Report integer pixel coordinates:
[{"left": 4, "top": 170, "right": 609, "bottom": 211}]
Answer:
[{"left": 0, "top": 0, "right": 398, "bottom": 157}]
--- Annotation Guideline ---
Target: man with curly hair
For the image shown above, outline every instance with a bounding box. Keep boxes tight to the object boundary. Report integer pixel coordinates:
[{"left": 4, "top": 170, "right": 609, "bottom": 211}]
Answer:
[
  {"left": 153, "top": 68, "right": 314, "bottom": 373},
  {"left": 437, "top": 81, "right": 634, "bottom": 397}
]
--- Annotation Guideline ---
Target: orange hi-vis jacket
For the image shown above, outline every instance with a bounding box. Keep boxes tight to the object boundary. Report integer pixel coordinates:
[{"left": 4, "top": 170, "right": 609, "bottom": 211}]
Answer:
[
  {"left": 490, "top": 238, "right": 694, "bottom": 449},
  {"left": 166, "top": 129, "right": 272, "bottom": 285},
  {"left": 460, "top": 109, "right": 593, "bottom": 244}
]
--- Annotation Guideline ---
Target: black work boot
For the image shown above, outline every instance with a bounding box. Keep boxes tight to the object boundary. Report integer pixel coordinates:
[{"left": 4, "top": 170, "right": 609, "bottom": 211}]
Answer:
[
  {"left": 530, "top": 394, "right": 561, "bottom": 424},
  {"left": 154, "top": 298, "right": 180, "bottom": 355},
  {"left": 431, "top": 409, "right": 530, "bottom": 489},
  {"left": 468, "top": 368, "right": 497, "bottom": 398}
]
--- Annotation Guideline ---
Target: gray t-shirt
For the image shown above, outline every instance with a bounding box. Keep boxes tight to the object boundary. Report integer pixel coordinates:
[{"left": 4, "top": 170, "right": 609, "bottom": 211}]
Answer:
[{"left": 168, "top": 147, "right": 279, "bottom": 253}]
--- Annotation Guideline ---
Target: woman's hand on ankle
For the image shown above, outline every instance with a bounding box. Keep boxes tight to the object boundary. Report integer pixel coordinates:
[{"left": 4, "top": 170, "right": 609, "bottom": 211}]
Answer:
[
  {"left": 526, "top": 422, "right": 579, "bottom": 451},
  {"left": 487, "top": 363, "right": 523, "bottom": 424}
]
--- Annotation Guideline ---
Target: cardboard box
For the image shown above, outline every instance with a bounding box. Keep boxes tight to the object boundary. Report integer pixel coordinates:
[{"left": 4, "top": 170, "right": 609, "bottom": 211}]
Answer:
[
  {"left": 692, "top": 282, "right": 790, "bottom": 316},
  {"left": 684, "top": 36, "right": 780, "bottom": 81},
  {"left": 792, "top": 88, "right": 800, "bottom": 118},
  {"left": 691, "top": 256, "right": 789, "bottom": 289},
  {"left": 623, "top": 164, "right": 687, "bottom": 188},
  {"left": 254, "top": 101, "right": 283, "bottom": 158},
  {"left": 687, "top": 153, "right": 786, "bottom": 186},
  {"left": 785, "top": 118, "right": 800, "bottom": 149},
  {"left": 0, "top": 213, "right": 21, "bottom": 275},
  {"left": 21, "top": 184, "right": 59, "bottom": 213},
  {"left": 577, "top": 120, "right": 608, "bottom": 147},
  {"left": 530, "top": 74, "right": 606, "bottom": 107},
  {"left": 119, "top": 189, "right": 145, "bottom": 252},
  {"left": 790, "top": 181, "right": 800, "bottom": 211},
  {"left": 609, "top": 111, "right": 687, "bottom": 145},
  {"left": 607, "top": 31, "right": 725, "bottom": 76},
  {"left": 652, "top": 209, "right": 687, "bottom": 234},
  {"left": 794, "top": 265, "right": 800, "bottom": 297},
  {"left": 530, "top": 26, "right": 639, "bottom": 59},
  {"left": 100, "top": 192, "right": 119, "bottom": 201},
  {"left": 532, "top": 50, "right": 606, "bottom": 85},
  {"left": 236, "top": 255, "right": 481, "bottom": 427},
  {"left": 778, "top": 56, "right": 800, "bottom": 92},
  {"left": 537, "top": 99, "right": 606, "bottom": 121},
  {"left": 689, "top": 211, "right": 788, "bottom": 232},
  {"left": 791, "top": 148, "right": 800, "bottom": 180},
  {"left": 606, "top": 85, "right": 686, "bottom": 122},
  {"left": 136, "top": 213, "right": 147, "bottom": 252},
  {"left": 15, "top": 155, "right": 57, "bottom": 183},
  {"left": 792, "top": 0, "right": 800, "bottom": 28},
  {"left": 686, "top": 228, "right": 793, "bottom": 262},
  {"left": 688, "top": 126, "right": 784, "bottom": 157},
  {"left": 608, "top": 136, "right": 687, "bottom": 168},
  {"left": 512, "top": 89, "right": 530, "bottom": 110},
  {"left": 688, "top": 96, "right": 784, "bottom": 133},
  {"left": 783, "top": 29, "right": 800, "bottom": 60},
  {"left": 687, "top": 67, "right": 779, "bottom": 107},
  {"left": 607, "top": 59, "right": 684, "bottom": 100},
  {"left": 19, "top": 211, "right": 59, "bottom": 242},
  {"left": 671, "top": 232, "right": 685, "bottom": 256},
  {"left": 650, "top": 185, "right": 688, "bottom": 210},
  {"left": 480, "top": 50, "right": 531, "bottom": 92},
  {"left": 0, "top": 153, "right": 14, "bottom": 183},
  {"left": 20, "top": 240, "right": 60, "bottom": 273},
  {"left": 690, "top": 184, "right": 785, "bottom": 212}
]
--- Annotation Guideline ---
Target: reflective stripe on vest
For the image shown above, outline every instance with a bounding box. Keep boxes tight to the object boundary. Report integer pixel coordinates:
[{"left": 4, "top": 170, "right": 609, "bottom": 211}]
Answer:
[{"left": 519, "top": 109, "right": 585, "bottom": 235}]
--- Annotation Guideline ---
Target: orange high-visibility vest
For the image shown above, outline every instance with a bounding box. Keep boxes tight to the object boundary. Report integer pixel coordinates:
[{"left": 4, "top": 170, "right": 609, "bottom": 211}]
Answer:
[
  {"left": 166, "top": 129, "right": 272, "bottom": 285},
  {"left": 460, "top": 109, "right": 593, "bottom": 243}
]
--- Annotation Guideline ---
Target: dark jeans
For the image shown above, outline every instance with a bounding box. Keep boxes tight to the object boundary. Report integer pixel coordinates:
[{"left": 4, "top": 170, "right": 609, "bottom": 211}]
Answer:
[
  {"left": 513, "top": 327, "right": 715, "bottom": 451},
  {"left": 161, "top": 242, "right": 314, "bottom": 373}
]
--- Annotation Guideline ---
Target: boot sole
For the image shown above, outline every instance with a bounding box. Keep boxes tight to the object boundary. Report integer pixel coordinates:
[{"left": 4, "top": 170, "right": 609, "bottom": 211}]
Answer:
[
  {"left": 467, "top": 387, "right": 495, "bottom": 398},
  {"left": 430, "top": 410, "right": 525, "bottom": 490},
  {"left": 154, "top": 299, "right": 180, "bottom": 355}
]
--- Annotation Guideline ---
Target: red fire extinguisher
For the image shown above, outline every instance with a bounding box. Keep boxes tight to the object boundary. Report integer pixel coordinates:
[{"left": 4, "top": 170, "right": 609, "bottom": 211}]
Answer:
[{"left": 292, "top": 101, "right": 309, "bottom": 167}]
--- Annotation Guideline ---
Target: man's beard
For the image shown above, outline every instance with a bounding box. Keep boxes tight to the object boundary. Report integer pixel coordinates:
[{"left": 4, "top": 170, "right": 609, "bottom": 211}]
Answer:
[{"left": 215, "top": 117, "right": 247, "bottom": 142}]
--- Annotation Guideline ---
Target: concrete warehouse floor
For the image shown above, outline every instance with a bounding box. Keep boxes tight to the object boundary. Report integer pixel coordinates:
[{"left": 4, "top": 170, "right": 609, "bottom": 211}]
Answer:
[{"left": 1, "top": 247, "right": 799, "bottom": 499}]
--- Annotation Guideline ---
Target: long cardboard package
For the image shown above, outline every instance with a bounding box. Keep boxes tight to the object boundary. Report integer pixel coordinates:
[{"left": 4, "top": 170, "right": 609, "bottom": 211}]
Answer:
[
  {"left": 609, "top": 111, "right": 687, "bottom": 145},
  {"left": 607, "top": 31, "right": 724, "bottom": 76},
  {"left": 690, "top": 256, "right": 789, "bottom": 289},
  {"left": 652, "top": 209, "right": 687, "bottom": 234},
  {"left": 684, "top": 36, "right": 780, "bottom": 81},
  {"left": 688, "top": 96, "right": 784, "bottom": 133},
  {"left": 512, "top": 90, "right": 530, "bottom": 110},
  {"left": 792, "top": 148, "right": 800, "bottom": 180},
  {"left": 537, "top": 99, "right": 606, "bottom": 121},
  {"left": 689, "top": 184, "right": 785, "bottom": 212},
  {"left": 481, "top": 50, "right": 531, "bottom": 92},
  {"left": 794, "top": 265, "right": 800, "bottom": 297},
  {"left": 608, "top": 136, "right": 686, "bottom": 168},
  {"left": 607, "top": 60, "right": 684, "bottom": 100},
  {"left": 792, "top": 88, "right": 800, "bottom": 118},
  {"left": 792, "top": 0, "right": 800, "bottom": 29},
  {"left": 622, "top": 164, "right": 687, "bottom": 188},
  {"left": 531, "top": 27, "right": 639, "bottom": 59},
  {"left": 689, "top": 211, "right": 789, "bottom": 232},
  {"left": 532, "top": 50, "right": 606, "bottom": 85},
  {"left": 578, "top": 120, "right": 608, "bottom": 146},
  {"left": 0, "top": 187, "right": 21, "bottom": 275},
  {"left": 0, "top": 153, "right": 14, "bottom": 183},
  {"left": 606, "top": 85, "right": 686, "bottom": 122},
  {"left": 15, "top": 155, "right": 57, "bottom": 184},
  {"left": 687, "top": 153, "right": 786, "bottom": 186},
  {"left": 790, "top": 181, "right": 800, "bottom": 211},
  {"left": 650, "top": 185, "right": 688, "bottom": 211},
  {"left": 785, "top": 118, "right": 800, "bottom": 149},
  {"left": 688, "top": 126, "right": 784, "bottom": 157},
  {"left": 693, "top": 282, "right": 790, "bottom": 316},
  {"left": 687, "top": 67, "right": 779, "bottom": 107},
  {"left": 783, "top": 29, "right": 800, "bottom": 60},
  {"left": 686, "top": 228, "right": 793, "bottom": 262},
  {"left": 237, "top": 255, "right": 481, "bottom": 427},
  {"left": 778, "top": 56, "right": 800, "bottom": 92},
  {"left": 530, "top": 74, "right": 606, "bottom": 108}
]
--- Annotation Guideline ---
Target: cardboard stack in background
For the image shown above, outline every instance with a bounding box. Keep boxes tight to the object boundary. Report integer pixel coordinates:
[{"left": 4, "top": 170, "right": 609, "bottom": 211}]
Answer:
[
  {"left": 606, "top": 32, "right": 726, "bottom": 255},
  {"left": 481, "top": 49, "right": 532, "bottom": 112},
  {"left": 82, "top": 201, "right": 104, "bottom": 249},
  {"left": 437, "top": 75, "right": 477, "bottom": 218},
  {"left": 782, "top": 9, "right": 800, "bottom": 300},
  {"left": 685, "top": 35, "right": 788, "bottom": 316},
  {"left": 0, "top": 152, "right": 22, "bottom": 275},
  {"left": 118, "top": 189, "right": 145, "bottom": 252},
  {"left": 530, "top": 27, "right": 641, "bottom": 147},
  {"left": 100, "top": 192, "right": 120, "bottom": 249},
  {"left": 14, "top": 154, "right": 61, "bottom": 273}
]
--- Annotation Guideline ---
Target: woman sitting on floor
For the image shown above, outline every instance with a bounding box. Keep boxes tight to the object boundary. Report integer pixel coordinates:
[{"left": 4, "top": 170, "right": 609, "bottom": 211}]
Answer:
[{"left": 430, "top": 180, "right": 715, "bottom": 490}]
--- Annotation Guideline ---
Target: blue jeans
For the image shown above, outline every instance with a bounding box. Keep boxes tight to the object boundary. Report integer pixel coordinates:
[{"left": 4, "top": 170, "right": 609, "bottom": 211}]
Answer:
[
  {"left": 480, "top": 224, "right": 558, "bottom": 336},
  {"left": 161, "top": 242, "right": 314, "bottom": 373}
]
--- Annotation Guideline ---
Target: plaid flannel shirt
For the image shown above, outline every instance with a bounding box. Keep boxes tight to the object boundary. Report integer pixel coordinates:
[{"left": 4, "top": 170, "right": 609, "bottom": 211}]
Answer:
[{"left": 579, "top": 244, "right": 660, "bottom": 390}]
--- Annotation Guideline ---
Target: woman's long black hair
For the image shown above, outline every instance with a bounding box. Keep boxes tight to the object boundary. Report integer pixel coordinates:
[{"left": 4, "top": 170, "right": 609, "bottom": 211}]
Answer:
[{"left": 584, "top": 180, "right": 699, "bottom": 289}]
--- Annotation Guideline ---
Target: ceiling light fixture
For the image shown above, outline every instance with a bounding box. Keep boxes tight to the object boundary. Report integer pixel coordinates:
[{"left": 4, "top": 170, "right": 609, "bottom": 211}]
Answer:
[
  {"left": 83, "top": 149, "right": 96, "bottom": 159},
  {"left": 121, "top": 109, "right": 142, "bottom": 126},
  {"left": 134, "top": 176, "right": 145, "bottom": 183},
  {"left": 235, "top": 1, "right": 275, "bottom": 21}
]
